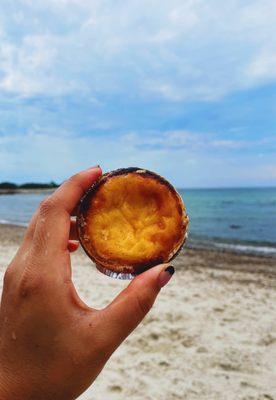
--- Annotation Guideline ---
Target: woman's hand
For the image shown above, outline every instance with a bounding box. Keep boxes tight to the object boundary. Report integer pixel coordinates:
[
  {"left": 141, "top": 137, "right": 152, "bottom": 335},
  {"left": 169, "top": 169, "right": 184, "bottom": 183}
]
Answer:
[{"left": 0, "top": 166, "right": 174, "bottom": 400}]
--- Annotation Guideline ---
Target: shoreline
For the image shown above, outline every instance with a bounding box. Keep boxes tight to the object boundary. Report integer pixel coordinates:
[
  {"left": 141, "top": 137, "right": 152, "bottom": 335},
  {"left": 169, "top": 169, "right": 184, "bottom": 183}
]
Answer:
[
  {"left": 0, "top": 188, "right": 55, "bottom": 195},
  {"left": 1, "top": 221, "right": 275, "bottom": 260},
  {"left": 1, "top": 223, "right": 275, "bottom": 277},
  {"left": 0, "top": 219, "right": 276, "bottom": 259}
]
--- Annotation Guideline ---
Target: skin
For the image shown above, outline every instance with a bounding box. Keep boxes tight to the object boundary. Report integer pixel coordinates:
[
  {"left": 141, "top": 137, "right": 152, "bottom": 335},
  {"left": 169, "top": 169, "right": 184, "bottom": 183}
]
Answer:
[{"left": 0, "top": 166, "right": 173, "bottom": 400}]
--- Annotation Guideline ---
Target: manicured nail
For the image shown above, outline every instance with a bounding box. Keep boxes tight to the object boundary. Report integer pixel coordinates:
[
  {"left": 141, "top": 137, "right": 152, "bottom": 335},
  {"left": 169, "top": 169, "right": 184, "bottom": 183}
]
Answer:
[
  {"left": 158, "top": 266, "right": 175, "bottom": 288},
  {"left": 89, "top": 165, "right": 100, "bottom": 169}
]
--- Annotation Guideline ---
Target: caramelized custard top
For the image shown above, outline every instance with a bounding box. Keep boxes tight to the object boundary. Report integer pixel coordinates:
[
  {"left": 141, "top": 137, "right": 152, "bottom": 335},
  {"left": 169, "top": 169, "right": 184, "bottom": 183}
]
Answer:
[{"left": 82, "top": 172, "right": 186, "bottom": 268}]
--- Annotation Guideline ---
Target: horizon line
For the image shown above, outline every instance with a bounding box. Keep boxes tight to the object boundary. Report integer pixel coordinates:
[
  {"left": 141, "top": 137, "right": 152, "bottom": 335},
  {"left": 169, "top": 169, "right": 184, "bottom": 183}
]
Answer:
[
  {"left": 1, "top": 181, "right": 276, "bottom": 191},
  {"left": 177, "top": 185, "right": 276, "bottom": 190}
]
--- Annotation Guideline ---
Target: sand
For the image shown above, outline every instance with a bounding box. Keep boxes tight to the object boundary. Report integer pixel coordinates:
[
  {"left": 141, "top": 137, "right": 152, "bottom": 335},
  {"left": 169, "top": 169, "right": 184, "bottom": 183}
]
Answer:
[{"left": 0, "top": 224, "right": 275, "bottom": 400}]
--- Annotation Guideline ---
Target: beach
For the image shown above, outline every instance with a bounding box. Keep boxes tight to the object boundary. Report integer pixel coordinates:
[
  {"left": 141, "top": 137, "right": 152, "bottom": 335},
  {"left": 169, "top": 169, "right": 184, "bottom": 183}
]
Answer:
[{"left": 0, "top": 224, "right": 275, "bottom": 400}]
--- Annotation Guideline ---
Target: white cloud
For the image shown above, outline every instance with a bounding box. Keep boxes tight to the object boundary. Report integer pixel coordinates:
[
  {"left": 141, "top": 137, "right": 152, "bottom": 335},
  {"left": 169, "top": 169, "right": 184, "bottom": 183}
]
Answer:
[
  {"left": 1, "top": 130, "right": 275, "bottom": 187},
  {"left": 0, "top": 0, "right": 275, "bottom": 100},
  {"left": 121, "top": 130, "right": 262, "bottom": 151},
  {"left": 247, "top": 49, "right": 276, "bottom": 83},
  {"left": 210, "top": 140, "right": 247, "bottom": 149}
]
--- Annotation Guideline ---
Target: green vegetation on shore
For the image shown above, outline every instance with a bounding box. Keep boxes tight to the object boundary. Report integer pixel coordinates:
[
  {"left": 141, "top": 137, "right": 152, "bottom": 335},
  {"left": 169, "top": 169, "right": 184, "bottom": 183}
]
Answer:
[{"left": 0, "top": 181, "right": 59, "bottom": 189}]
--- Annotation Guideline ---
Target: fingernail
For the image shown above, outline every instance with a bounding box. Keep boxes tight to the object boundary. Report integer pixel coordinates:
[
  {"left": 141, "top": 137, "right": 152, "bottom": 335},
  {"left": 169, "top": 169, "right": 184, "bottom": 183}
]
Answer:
[
  {"left": 89, "top": 165, "right": 100, "bottom": 169},
  {"left": 158, "top": 266, "right": 175, "bottom": 288}
]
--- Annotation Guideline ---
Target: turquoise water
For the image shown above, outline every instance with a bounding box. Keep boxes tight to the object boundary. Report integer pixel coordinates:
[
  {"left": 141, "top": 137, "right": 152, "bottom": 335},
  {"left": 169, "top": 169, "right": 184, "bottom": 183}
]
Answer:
[
  {"left": 179, "top": 187, "right": 276, "bottom": 255},
  {"left": 0, "top": 187, "right": 276, "bottom": 255}
]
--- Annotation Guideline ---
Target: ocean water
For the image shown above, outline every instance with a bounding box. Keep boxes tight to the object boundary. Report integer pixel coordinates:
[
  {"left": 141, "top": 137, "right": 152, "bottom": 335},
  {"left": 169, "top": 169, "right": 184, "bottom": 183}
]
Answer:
[
  {"left": 179, "top": 187, "right": 276, "bottom": 255},
  {"left": 0, "top": 187, "right": 276, "bottom": 256}
]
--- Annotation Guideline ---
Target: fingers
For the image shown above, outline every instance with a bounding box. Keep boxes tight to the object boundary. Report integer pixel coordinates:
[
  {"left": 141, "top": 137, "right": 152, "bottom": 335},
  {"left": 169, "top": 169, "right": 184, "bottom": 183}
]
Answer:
[
  {"left": 53, "top": 165, "right": 102, "bottom": 215},
  {"left": 21, "top": 209, "right": 39, "bottom": 248},
  {"left": 69, "top": 219, "right": 78, "bottom": 241},
  {"left": 68, "top": 240, "right": 79, "bottom": 252},
  {"left": 68, "top": 220, "right": 80, "bottom": 251},
  {"left": 23, "top": 215, "right": 78, "bottom": 250},
  {"left": 31, "top": 166, "right": 102, "bottom": 253},
  {"left": 95, "top": 264, "right": 175, "bottom": 352}
]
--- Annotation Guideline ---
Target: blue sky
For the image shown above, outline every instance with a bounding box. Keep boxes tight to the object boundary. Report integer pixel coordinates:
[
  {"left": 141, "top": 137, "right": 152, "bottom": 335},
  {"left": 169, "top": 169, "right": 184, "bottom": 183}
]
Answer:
[{"left": 0, "top": 0, "right": 275, "bottom": 188}]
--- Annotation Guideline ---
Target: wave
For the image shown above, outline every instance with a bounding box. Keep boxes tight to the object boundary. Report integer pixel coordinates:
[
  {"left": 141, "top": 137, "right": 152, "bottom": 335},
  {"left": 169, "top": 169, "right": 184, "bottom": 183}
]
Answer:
[
  {"left": 213, "top": 242, "right": 276, "bottom": 256},
  {"left": 0, "top": 219, "right": 28, "bottom": 227},
  {"left": 187, "top": 236, "right": 276, "bottom": 256},
  {"left": 1, "top": 220, "right": 276, "bottom": 257}
]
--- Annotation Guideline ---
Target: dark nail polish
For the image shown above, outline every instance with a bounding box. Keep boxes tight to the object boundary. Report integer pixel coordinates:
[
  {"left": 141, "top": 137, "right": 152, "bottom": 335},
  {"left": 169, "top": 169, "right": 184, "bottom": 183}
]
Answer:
[
  {"left": 165, "top": 266, "right": 175, "bottom": 275},
  {"left": 158, "top": 265, "right": 175, "bottom": 288}
]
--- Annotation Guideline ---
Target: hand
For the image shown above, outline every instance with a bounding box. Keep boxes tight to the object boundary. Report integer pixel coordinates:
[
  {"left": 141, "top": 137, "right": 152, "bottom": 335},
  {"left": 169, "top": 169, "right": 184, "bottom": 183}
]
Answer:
[{"left": 0, "top": 166, "right": 174, "bottom": 400}]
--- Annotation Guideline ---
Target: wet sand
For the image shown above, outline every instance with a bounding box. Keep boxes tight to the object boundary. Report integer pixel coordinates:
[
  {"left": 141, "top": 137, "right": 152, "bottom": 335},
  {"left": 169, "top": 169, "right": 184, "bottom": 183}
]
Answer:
[{"left": 0, "top": 224, "right": 276, "bottom": 400}]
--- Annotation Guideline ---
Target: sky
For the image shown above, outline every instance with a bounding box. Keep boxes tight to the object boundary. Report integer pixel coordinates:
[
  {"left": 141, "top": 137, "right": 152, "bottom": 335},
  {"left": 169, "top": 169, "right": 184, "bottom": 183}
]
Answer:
[{"left": 0, "top": 0, "right": 275, "bottom": 188}]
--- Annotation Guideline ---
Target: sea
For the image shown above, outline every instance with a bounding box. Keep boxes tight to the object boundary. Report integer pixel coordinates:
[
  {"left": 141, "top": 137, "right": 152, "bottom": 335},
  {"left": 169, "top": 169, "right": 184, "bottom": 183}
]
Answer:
[{"left": 0, "top": 187, "right": 276, "bottom": 256}]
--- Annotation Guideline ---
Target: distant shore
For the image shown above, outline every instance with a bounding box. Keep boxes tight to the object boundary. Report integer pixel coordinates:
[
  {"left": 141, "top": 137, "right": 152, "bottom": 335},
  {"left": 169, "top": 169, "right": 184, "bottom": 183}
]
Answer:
[{"left": 0, "top": 188, "right": 56, "bottom": 195}]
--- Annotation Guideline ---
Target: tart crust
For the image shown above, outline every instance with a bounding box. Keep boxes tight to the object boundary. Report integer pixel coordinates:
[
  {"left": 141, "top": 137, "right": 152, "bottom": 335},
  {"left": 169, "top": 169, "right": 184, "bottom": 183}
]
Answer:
[{"left": 77, "top": 168, "right": 189, "bottom": 279}]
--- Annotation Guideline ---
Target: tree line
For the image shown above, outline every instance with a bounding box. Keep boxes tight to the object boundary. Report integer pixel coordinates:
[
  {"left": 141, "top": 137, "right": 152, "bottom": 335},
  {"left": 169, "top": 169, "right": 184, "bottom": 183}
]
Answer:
[{"left": 0, "top": 181, "right": 59, "bottom": 189}]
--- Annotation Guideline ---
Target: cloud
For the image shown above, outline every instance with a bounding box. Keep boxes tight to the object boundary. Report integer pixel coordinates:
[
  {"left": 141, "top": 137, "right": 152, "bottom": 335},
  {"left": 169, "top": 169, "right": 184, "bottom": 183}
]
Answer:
[
  {"left": 0, "top": 34, "right": 62, "bottom": 96},
  {"left": 121, "top": 130, "right": 271, "bottom": 151},
  {"left": 0, "top": 1, "right": 275, "bottom": 188},
  {"left": 1, "top": 129, "right": 275, "bottom": 187},
  {"left": 210, "top": 140, "right": 247, "bottom": 149},
  {"left": 0, "top": 130, "right": 166, "bottom": 183},
  {"left": 247, "top": 49, "right": 276, "bottom": 83},
  {"left": 0, "top": 0, "right": 275, "bottom": 100}
]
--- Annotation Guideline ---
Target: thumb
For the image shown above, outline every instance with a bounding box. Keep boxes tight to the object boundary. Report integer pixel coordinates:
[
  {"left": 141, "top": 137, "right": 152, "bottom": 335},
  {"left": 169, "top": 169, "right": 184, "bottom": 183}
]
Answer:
[{"left": 99, "top": 264, "right": 175, "bottom": 350}]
